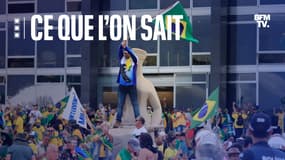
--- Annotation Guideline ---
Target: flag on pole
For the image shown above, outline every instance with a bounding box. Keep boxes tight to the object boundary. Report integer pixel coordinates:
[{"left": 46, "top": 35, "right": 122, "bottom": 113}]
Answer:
[
  {"left": 55, "top": 96, "right": 69, "bottom": 109},
  {"left": 62, "top": 88, "right": 87, "bottom": 129},
  {"left": 55, "top": 95, "right": 69, "bottom": 115},
  {"left": 41, "top": 96, "right": 69, "bottom": 126},
  {"left": 190, "top": 87, "right": 219, "bottom": 129},
  {"left": 160, "top": 1, "right": 199, "bottom": 43}
]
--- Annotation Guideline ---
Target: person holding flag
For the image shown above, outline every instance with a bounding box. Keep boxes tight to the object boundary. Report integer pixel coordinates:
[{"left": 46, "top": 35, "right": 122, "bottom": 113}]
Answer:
[
  {"left": 116, "top": 138, "right": 140, "bottom": 160},
  {"left": 190, "top": 88, "right": 219, "bottom": 129}
]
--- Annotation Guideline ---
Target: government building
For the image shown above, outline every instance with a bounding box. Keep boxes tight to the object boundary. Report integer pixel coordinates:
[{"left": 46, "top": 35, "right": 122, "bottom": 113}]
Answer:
[{"left": 0, "top": 0, "right": 284, "bottom": 112}]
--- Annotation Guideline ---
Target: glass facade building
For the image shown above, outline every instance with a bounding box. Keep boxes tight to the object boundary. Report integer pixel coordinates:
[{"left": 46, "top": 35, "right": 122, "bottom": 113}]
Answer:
[{"left": 0, "top": 0, "right": 284, "bottom": 112}]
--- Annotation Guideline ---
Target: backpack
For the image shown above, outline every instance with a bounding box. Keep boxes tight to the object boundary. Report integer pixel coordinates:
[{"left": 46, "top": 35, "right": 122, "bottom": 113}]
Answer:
[{"left": 236, "top": 114, "right": 243, "bottom": 126}]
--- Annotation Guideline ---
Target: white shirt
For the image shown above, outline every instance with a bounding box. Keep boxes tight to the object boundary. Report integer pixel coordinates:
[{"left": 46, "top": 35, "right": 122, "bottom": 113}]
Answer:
[
  {"left": 29, "top": 110, "right": 42, "bottom": 124},
  {"left": 132, "top": 126, "right": 147, "bottom": 137}
]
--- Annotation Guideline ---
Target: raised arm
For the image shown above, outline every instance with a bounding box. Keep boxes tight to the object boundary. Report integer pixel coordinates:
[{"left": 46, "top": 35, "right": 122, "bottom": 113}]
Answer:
[{"left": 118, "top": 40, "right": 128, "bottom": 59}]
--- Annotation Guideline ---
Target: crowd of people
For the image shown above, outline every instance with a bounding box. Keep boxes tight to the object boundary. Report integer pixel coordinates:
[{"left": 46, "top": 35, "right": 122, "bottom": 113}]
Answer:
[{"left": 0, "top": 101, "right": 284, "bottom": 160}]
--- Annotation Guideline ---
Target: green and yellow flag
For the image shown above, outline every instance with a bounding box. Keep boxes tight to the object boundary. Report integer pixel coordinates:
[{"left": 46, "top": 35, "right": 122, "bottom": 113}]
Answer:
[
  {"left": 161, "top": 1, "right": 199, "bottom": 43},
  {"left": 55, "top": 95, "right": 69, "bottom": 114},
  {"left": 190, "top": 87, "right": 219, "bottom": 129},
  {"left": 41, "top": 96, "right": 69, "bottom": 126}
]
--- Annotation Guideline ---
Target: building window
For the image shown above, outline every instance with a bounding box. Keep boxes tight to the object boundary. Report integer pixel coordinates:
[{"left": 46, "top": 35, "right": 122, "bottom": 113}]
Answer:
[
  {"left": 227, "top": 83, "right": 256, "bottom": 111},
  {"left": 8, "top": 3, "right": 34, "bottom": 13},
  {"left": 143, "top": 56, "right": 157, "bottom": 66},
  {"left": 8, "top": 21, "right": 34, "bottom": 56},
  {"left": 128, "top": 20, "right": 157, "bottom": 54},
  {"left": 193, "top": 0, "right": 211, "bottom": 7},
  {"left": 128, "top": 19, "right": 157, "bottom": 66},
  {"left": 0, "top": 86, "right": 4, "bottom": 104},
  {"left": 102, "top": 40, "right": 120, "bottom": 67},
  {"left": 227, "top": 23, "right": 256, "bottom": 65},
  {"left": 227, "top": 73, "right": 256, "bottom": 81},
  {"left": 259, "top": 13, "right": 285, "bottom": 51},
  {"left": 260, "top": 0, "right": 285, "bottom": 5},
  {"left": 67, "top": 75, "right": 81, "bottom": 83},
  {"left": 100, "top": 86, "right": 117, "bottom": 106},
  {"left": 38, "top": 0, "right": 65, "bottom": 13},
  {"left": 0, "top": 23, "right": 5, "bottom": 29},
  {"left": 228, "top": 0, "right": 257, "bottom": 6},
  {"left": 67, "top": 57, "right": 81, "bottom": 67},
  {"left": 0, "top": 0, "right": 5, "bottom": 14},
  {"left": 67, "top": 40, "right": 81, "bottom": 55},
  {"left": 160, "top": 0, "right": 190, "bottom": 9},
  {"left": 37, "top": 75, "right": 64, "bottom": 83},
  {"left": 100, "top": 0, "right": 126, "bottom": 11},
  {"left": 176, "top": 84, "right": 206, "bottom": 110},
  {"left": 0, "top": 76, "right": 4, "bottom": 84},
  {"left": 67, "top": 75, "right": 81, "bottom": 98},
  {"left": 259, "top": 72, "right": 285, "bottom": 111},
  {"left": 37, "top": 30, "right": 64, "bottom": 68},
  {"left": 160, "top": 36, "right": 190, "bottom": 66},
  {"left": 7, "top": 75, "right": 34, "bottom": 97},
  {"left": 192, "top": 55, "right": 210, "bottom": 65},
  {"left": 8, "top": 58, "right": 34, "bottom": 68},
  {"left": 228, "top": 15, "right": 253, "bottom": 22},
  {"left": 259, "top": 54, "right": 285, "bottom": 64},
  {"left": 0, "top": 31, "right": 5, "bottom": 68},
  {"left": 192, "top": 16, "right": 211, "bottom": 52},
  {"left": 129, "top": 0, "right": 157, "bottom": 9},
  {"left": 67, "top": 1, "right": 81, "bottom": 12}
]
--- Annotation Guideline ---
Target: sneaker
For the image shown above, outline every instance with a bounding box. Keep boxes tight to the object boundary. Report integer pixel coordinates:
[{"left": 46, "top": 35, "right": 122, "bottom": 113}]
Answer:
[{"left": 113, "top": 121, "right": 121, "bottom": 128}]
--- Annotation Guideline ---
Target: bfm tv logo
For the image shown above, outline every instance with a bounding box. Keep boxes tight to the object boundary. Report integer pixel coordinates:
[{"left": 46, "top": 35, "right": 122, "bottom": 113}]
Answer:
[{"left": 254, "top": 14, "right": 270, "bottom": 28}]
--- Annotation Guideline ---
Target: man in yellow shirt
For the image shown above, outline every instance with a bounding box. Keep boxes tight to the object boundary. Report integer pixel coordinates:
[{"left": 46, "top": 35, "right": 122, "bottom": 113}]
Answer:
[
  {"left": 14, "top": 112, "right": 24, "bottom": 134},
  {"left": 32, "top": 121, "right": 45, "bottom": 141},
  {"left": 173, "top": 110, "right": 186, "bottom": 134},
  {"left": 232, "top": 102, "right": 247, "bottom": 138},
  {"left": 164, "top": 135, "right": 180, "bottom": 160}
]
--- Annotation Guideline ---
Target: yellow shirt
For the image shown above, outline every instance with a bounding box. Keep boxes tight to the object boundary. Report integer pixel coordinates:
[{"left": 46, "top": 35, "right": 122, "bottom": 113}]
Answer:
[
  {"left": 4, "top": 115, "right": 12, "bottom": 127},
  {"left": 232, "top": 112, "right": 247, "bottom": 128},
  {"left": 99, "top": 145, "right": 106, "bottom": 157},
  {"left": 72, "top": 129, "right": 83, "bottom": 140},
  {"left": 171, "top": 114, "right": 178, "bottom": 128},
  {"left": 29, "top": 142, "right": 38, "bottom": 155},
  {"left": 109, "top": 114, "right": 114, "bottom": 123},
  {"left": 14, "top": 117, "right": 24, "bottom": 133},
  {"left": 164, "top": 148, "right": 177, "bottom": 160},
  {"left": 49, "top": 131, "right": 60, "bottom": 147},
  {"left": 158, "top": 145, "right": 164, "bottom": 153},
  {"left": 42, "top": 111, "right": 50, "bottom": 118},
  {"left": 32, "top": 126, "right": 45, "bottom": 141},
  {"left": 175, "top": 112, "right": 186, "bottom": 126}
]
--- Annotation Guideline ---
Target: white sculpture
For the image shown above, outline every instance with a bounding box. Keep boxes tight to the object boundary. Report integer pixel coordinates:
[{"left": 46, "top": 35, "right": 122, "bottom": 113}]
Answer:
[{"left": 122, "top": 48, "right": 162, "bottom": 128}]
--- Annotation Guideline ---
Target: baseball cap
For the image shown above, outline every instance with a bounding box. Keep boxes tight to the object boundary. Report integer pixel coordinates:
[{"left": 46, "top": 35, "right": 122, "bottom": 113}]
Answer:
[
  {"left": 128, "top": 138, "right": 140, "bottom": 153},
  {"left": 249, "top": 112, "right": 272, "bottom": 138}
]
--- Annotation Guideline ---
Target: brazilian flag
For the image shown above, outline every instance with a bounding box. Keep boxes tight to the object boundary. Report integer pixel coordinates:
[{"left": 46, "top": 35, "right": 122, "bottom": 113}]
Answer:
[
  {"left": 161, "top": 1, "right": 199, "bottom": 43},
  {"left": 55, "top": 95, "right": 69, "bottom": 114},
  {"left": 41, "top": 96, "right": 69, "bottom": 126},
  {"left": 190, "top": 87, "right": 219, "bottom": 129}
]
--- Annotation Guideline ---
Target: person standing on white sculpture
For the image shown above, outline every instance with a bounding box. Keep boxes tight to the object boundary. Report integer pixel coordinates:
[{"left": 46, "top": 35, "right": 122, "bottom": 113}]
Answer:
[{"left": 114, "top": 40, "right": 140, "bottom": 128}]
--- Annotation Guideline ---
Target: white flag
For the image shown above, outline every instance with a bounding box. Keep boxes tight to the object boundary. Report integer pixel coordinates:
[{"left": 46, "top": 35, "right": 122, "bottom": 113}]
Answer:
[{"left": 62, "top": 88, "right": 87, "bottom": 128}]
